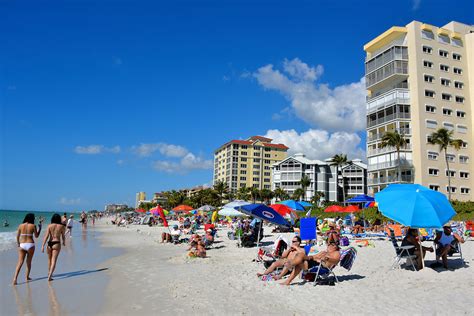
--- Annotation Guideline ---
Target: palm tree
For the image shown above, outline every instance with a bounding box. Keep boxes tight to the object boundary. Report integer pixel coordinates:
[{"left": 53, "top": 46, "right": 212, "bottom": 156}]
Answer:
[
  {"left": 259, "top": 188, "right": 274, "bottom": 204},
  {"left": 236, "top": 186, "right": 250, "bottom": 201},
  {"left": 249, "top": 186, "right": 260, "bottom": 203},
  {"left": 311, "top": 191, "right": 325, "bottom": 206},
  {"left": 273, "top": 187, "right": 288, "bottom": 202},
  {"left": 213, "top": 180, "right": 228, "bottom": 206},
  {"left": 428, "top": 128, "right": 463, "bottom": 201},
  {"left": 330, "top": 154, "right": 349, "bottom": 202},
  {"left": 380, "top": 130, "right": 408, "bottom": 183},
  {"left": 292, "top": 188, "right": 305, "bottom": 201},
  {"left": 299, "top": 174, "right": 311, "bottom": 201}
]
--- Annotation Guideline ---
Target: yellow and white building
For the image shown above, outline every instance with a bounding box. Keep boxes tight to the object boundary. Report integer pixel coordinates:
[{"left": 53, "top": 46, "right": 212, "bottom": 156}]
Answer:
[
  {"left": 213, "top": 136, "right": 288, "bottom": 192},
  {"left": 364, "top": 21, "right": 474, "bottom": 200}
]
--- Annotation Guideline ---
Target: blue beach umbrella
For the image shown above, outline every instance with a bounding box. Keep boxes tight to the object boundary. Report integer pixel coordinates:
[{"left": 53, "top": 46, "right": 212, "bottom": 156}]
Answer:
[
  {"left": 345, "top": 194, "right": 375, "bottom": 204},
  {"left": 375, "top": 184, "right": 456, "bottom": 229},
  {"left": 278, "top": 200, "right": 307, "bottom": 211},
  {"left": 237, "top": 204, "right": 290, "bottom": 227}
]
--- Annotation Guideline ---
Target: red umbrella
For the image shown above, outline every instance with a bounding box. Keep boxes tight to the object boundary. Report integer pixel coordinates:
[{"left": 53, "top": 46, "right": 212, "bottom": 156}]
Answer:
[
  {"left": 269, "top": 204, "right": 294, "bottom": 216},
  {"left": 324, "top": 205, "right": 344, "bottom": 213},
  {"left": 172, "top": 204, "right": 193, "bottom": 212},
  {"left": 344, "top": 205, "right": 360, "bottom": 213},
  {"left": 135, "top": 208, "right": 146, "bottom": 213}
]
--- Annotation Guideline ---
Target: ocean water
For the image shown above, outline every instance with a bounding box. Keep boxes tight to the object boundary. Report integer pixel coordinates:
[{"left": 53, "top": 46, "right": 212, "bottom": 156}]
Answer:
[{"left": 0, "top": 210, "right": 60, "bottom": 251}]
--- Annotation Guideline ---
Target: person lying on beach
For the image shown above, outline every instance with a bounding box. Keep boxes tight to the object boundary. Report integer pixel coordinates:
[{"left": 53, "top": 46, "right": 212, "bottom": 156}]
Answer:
[
  {"left": 278, "top": 242, "right": 341, "bottom": 286},
  {"left": 434, "top": 225, "right": 464, "bottom": 269},
  {"left": 188, "top": 240, "right": 206, "bottom": 258},
  {"left": 402, "top": 228, "right": 433, "bottom": 270},
  {"left": 257, "top": 236, "right": 304, "bottom": 277}
]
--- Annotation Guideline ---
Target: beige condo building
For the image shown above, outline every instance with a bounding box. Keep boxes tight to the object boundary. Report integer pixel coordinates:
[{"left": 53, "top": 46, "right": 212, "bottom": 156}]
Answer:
[
  {"left": 364, "top": 20, "right": 474, "bottom": 201},
  {"left": 213, "top": 136, "right": 288, "bottom": 192}
]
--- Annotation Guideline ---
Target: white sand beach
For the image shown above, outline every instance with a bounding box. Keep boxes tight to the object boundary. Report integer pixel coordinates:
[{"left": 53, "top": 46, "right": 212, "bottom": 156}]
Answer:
[{"left": 96, "top": 223, "right": 474, "bottom": 315}]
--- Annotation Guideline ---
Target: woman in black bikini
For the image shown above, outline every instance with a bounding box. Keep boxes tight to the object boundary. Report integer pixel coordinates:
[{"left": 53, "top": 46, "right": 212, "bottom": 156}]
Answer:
[{"left": 41, "top": 214, "right": 66, "bottom": 281}]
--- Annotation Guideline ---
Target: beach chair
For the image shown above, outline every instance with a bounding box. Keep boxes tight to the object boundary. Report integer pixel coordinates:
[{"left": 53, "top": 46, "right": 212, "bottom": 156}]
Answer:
[
  {"left": 385, "top": 225, "right": 403, "bottom": 240},
  {"left": 465, "top": 221, "right": 474, "bottom": 240},
  {"left": 388, "top": 228, "right": 417, "bottom": 271},
  {"left": 433, "top": 229, "right": 463, "bottom": 261},
  {"left": 299, "top": 217, "right": 317, "bottom": 245}
]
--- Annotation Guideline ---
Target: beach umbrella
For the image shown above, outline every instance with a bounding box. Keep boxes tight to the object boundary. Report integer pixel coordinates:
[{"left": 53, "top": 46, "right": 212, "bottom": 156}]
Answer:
[
  {"left": 364, "top": 201, "right": 377, "bottom": 208},
  {"left": 149, "top": 205, "right": 164, "bottom": 216},
  {"left": 218, "top": 207, "right": 246, "bottom": 217},
  {"left": 237, "top": 204, "right": 290, "bottom": 228},
  {"left": 345, "top": 194, "right": 375, "bottom": 203},
  {"left": 375, "top": 184, "right": 456, "bottom": 228},
  {"left": 269, "top": 204, "right": 294, "bottom": 216},
  {"left": 223, "top": 200, "right": 251, "bottom": 209},
  {"left": 197, "top": 205, "right": 215, "bottom": 212},
  {"left": 298, "top": 201, "right": 313, "bottom": 207},
  {"left": 172, "top": 204, "right": 193, "bottom": 212},
  {"left": 278, "top": 200, "right": 306, "bottom": 211},
  {"left": 324, "top": 205, "right": 344, "bottom": 213},
  {"left": 190, "top": 210, "right": 198, "bottom": 215},
  {"left": 135, "top": 209, "right": 146, "bottom": 213},
  {"left": 344, "top": 205, "right": 360, "bottom": 213}
]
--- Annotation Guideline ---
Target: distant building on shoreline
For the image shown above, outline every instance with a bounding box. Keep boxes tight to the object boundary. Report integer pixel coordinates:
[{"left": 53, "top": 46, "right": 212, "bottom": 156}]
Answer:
[
  {"left": 272, "top": 154, "right": 367, "bottom": 202},
  {"left": 213, "top": 136, "right": 289, "bottom": 193},
  {"left": 364, "top": 20, "right": 473, "bottom": 200},
  {"left": 104, "top": 204, "right": 129, "bottom": 212},
  {"left": 135, "top": 192, "right": 146, "bottom": 208}
]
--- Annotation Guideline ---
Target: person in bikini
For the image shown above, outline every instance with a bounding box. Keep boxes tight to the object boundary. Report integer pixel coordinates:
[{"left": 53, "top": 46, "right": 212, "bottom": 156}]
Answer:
[
  {"left": 12, "top": 213, "right": 43, "bottom": 285},
  {"left": 257, "top": 236, "right": 305, "bottom": 277},
  {"left": 41, "top": 214, "right": 66, "bottom": 281}
]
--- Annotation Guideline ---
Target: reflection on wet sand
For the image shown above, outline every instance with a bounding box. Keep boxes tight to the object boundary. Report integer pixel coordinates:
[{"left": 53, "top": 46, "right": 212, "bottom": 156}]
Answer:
[
  {"left": 13, "top": 283, "right": 36, "bottom": 316},
  {"left": 48, "top": 282, "right": 62, "bottom": 316}
]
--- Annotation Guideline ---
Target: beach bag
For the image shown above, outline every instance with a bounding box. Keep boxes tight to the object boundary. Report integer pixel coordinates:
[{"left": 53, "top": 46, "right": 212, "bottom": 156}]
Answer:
[{"left": 340, "top": 236, "right": 349, "bottom": 247}]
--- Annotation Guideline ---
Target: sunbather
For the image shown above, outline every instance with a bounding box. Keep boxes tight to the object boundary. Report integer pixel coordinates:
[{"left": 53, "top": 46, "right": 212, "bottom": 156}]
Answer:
[
  {"left": 278, "top": 242, "right": 341, "bottom": 285},
  {"left": 161, "top": 225, "right": 181, "bottom": 243},
  {"left": 256, "top": 236, "right": 304, "bottom": 277},
  {"left": 435, "top": 225, "right": 464, "bottom": 269},
  {"left": 188, "top": 240, "right": 206, "bottom": 258},
  {"left": 325, "top": 222, "right": 340, "bottom": 245},
  {"left": 401, "top": 228, "right": 433, "bottom": 270}
]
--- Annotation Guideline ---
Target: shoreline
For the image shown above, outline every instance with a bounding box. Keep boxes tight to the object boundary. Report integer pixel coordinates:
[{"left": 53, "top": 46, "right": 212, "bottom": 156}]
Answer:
[{"left": 95, "top": 222, "right": 474, "bottom": 315}]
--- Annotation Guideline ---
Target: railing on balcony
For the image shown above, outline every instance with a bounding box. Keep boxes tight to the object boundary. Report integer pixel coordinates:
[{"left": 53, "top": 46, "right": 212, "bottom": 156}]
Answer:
[
  {"left": 366, "top": 60, "right": 409, "bottom": 88},
  {"left": 367, "top": 144, "right": 412, "bottom": 156},
  {"left": 368, "top": 175, "right": 414, "bottom": 185},
  {"left": 367, "top": 89, "right": 410, "bottom": 113},
  {"left": 367, "top": 112, "right": 411, "bottom": 128},
  {"left": 367, "top": 128, "right": 411, "bottom": 142},
  {"left": 368, "top": 160, "right": 413, "bottom": 171}
]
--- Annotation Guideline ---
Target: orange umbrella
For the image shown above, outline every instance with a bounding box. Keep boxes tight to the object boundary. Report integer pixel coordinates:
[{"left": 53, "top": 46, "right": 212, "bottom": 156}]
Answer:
[
  {"left": 344, "top": 205, "right": 360, "bottom": 213},
  {"left": 324, "top": 205, "right": 344, "bottom": 213},
  {"left": 172, "top": 204, "right": 193, "bottom": 212}
]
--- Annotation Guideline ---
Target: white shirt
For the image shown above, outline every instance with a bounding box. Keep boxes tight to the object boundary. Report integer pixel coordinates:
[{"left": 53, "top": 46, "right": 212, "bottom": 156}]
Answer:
[{"left": 67, "top": 219, "right": 74, "bottom": 228}]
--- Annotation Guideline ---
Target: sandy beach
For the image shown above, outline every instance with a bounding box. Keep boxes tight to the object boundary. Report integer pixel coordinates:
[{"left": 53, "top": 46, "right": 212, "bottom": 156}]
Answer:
[{"left": 96, "top": 222, "right": 474, "bottom": 315}]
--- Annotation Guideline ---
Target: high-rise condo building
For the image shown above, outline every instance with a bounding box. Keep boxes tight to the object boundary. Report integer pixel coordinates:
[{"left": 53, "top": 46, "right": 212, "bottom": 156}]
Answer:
[
  {"left": 213, "top": 136, "right": 288, "bottom": 192},
  {"left": 364, "top": 21, "right": 473, "bottom": 201},
  {"left": 135, "top": 191, "right": 146, "bottom": 208}
]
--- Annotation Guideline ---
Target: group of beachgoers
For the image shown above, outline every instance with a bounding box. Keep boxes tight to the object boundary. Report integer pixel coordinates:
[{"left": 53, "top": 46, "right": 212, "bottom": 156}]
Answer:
[{"left": 12, "top": 211, "right": 96, "bottom": 285}]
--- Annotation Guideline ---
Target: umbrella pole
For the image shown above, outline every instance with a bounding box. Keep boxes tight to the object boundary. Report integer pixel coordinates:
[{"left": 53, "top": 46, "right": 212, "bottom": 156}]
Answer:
[
  {"left": 419, "top": 229, "right": 425, "bottom": 270},
  {"left": 256, "top": 220, "right": 262, "bottom": 248}
]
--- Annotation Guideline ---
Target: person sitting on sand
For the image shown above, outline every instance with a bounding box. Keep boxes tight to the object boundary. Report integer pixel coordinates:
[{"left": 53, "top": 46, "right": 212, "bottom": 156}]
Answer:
[
  {"left": 325, "top": 222, "right": 340, "bottom": 245},
  {"left": 188, "top": 240, "right": 206, "bottom": 258},
  {"left": 278, "top": 242, "right": 341, "bottom": 286},
  {"left": 257, "top": 236, "right": 304, "bottom": 278},
  {"left": 161, "top": 225, "right": 182, "bottom": 243},
  {"left": 435, "top": 225, "right": 464, "bottom": 269},
  {"left": 401, "top": 228, "right": 433, "bottom": 270}
]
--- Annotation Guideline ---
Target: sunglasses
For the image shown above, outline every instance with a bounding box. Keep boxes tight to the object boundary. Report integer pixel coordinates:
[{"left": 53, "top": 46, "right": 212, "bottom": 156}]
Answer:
[{"left": 292, "top": 240, "right": 299, "bottom": 243}]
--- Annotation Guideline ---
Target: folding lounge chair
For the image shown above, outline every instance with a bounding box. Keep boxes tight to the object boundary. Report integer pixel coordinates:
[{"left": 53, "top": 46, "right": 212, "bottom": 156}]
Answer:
[
  {"left": 258, "top": 235, "right": 288, "bottom": 261},
  {"left": 385, "top": 225, "right": 403, "bottom": 240},
  {"left": 299, "top": 217, "right": 317, "bottom": 245},
  {"left": 433, "top": 229, "right": 463, "bottom": 261},
  {"left": 388, "top": 228, "right": 417, "bottom": 271}
]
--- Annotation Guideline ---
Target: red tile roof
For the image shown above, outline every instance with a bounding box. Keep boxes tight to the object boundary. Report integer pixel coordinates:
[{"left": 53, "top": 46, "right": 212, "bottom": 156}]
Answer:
[
  {"left": 263, "top": 143, "right": 289, "bottom": 150},
  {"left": 216, "top": 139, "right": 288, "bottom": 152}
]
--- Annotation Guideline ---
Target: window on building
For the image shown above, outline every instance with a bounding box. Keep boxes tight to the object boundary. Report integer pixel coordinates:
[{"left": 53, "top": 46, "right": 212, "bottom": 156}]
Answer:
[
  {"left": 460, "top": 171, "right": 469, "bottom": 179},
  {"left": 241, "top": 145, "right": 248, "bottom": 149},
  {"left": 422, "top": 46, "right": 432, "bottom": 54},
  {"left": 457, "top": 125, "right": 468, "bottom": 134},
  {"left": 425, "top": 105, "right": 436, "bottom": 113},
  {"left": 252, "top": 177, "right": 259, "bottom": 182},
  {"left": 424, "top": 75, "right": 434, "bottom": 83},
  {"left": 443, "top": 122, "right": 454, "bottom": 130},
  {"left": 425, "top": 90, "right": 435, "bottom": 97},
  {"left": 421, "top": 30, "right": 434, "bottom": 40},
  {"left": 438, "top": 35, "right": 450, "bottom": 45},
  {"left": 440, "top": 64, "right": 449, "bottom": 72},
  {"left": 461, "top": 187, "right": 470, "bottom": 194},
  {"left": 241, "top": 151, "right": 247, "bottom": 156},
  {"left": 264, "top": 185, "right": 271, "bottom": 189},
  {"left": 253, "top": 171, "right": 260, "bottom": 175},
  {"left": 452, "top": 53, "right": 461, "bottom": 61},
  {"left": 253, "top": 164, "right": 259, "bottom": 169},
  {"left": 454, "top": 81, "right": 464, "bottom": 89},
  {"left": 457, "top": 111, "right": 466, "bottom": 118},
  {"left": 264, "top": 159, "right": 271, "bottom": 164},
  {"left": 460, "top": 155, "right": 469, "bottom": 164},
  {"left": 446, "top": 154, "right": 455, "bottom": 162},
  {"left": 446, "top": 186, "right": 457, "bottom": 193},
  {"left": 240, "top": 176, "right": 246, "bottom": 181},
  {"left": 440, "top": 78, "right": 450, "bottom": 86},
  {"left": 429, "top": 185, "right": 440, "bottom": 191},
  {"left": 426, "top": 120, "right": 438, "bottom": 129},
  {"left": 442, "top": 108, "right": 452, "bottom": 116},
  {"left": 452, "top": 38, "right": 463, "bottom": 47},
  {"left": 442, "top": 93, "right": 452, "bottom": 101},
  {"left": 264, "top": 154, "right": 271, "bottom": 158},
  {"left": 428, "top": 168, "right": 439, "bottom": 176},
  {"left": 446, "top": 170, "right": 456, "bottom": 177},
  {"left": 427, "top": 151, "right": 438, "bottom": 160},
  {"left": 423, "top": 60, "right": 433, "bottom": 68},
  {"left": 264, "top": 172, "right": 270, "bottom": 176},
  {"left": 240, "top": 164, "right": 247, "bottom": 169},
  {"left": 439, "top": 49, "right": 449, "bottom": 57},
  {"left": 453, "top": 67, "right": 462, "bottom": 74},
  {"left": 264, "top": 178, "right": 270, "bottom": 183},
  {"left": 455, "top": 96, "right": 465, "bottom": 103},
  {"left": 461, "top": 141, "right": 468, "bottom": 148}
]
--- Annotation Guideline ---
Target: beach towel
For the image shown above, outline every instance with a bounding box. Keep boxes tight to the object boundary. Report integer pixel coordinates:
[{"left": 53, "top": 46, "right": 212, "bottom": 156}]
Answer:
[{"left": 340, "top": 247, "right": 357, "bottom": 271}]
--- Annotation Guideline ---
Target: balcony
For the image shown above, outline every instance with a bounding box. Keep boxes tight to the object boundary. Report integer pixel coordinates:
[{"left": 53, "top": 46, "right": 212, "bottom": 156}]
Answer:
[
  {"left": 366, "top": 60, "right": 409, "bottom": 90},
  {"left": 367, "top": 112, "right": 411, "bottom": 128},
  {"left": 367, "top": 89, "right": 410, "bottom": 113},
  {"left": 368, "top": 175, "right": 414, "bottom": 185},
  {"left": 367, "top": 144, "right": 412, "bottom": 157},
  {"left": 368, "top": 160, "right": 412, "bottom": 171},
  {"left": 367, "top": 128, "right": 411, "bottom": 143}
]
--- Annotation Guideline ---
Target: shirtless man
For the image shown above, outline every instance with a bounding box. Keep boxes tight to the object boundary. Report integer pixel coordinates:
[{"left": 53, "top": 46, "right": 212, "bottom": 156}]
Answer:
[
  {"left": 257, "top": 236, "right": 304, "bottom": 277},
  {"left": 280, "top": 242, "right": 341, "bottom": 285}
]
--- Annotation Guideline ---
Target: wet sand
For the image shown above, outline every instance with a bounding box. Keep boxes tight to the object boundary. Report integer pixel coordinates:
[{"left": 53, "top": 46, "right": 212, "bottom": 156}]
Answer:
[{"left": 0, "top": 222, "right": 121, "bottom": 315}]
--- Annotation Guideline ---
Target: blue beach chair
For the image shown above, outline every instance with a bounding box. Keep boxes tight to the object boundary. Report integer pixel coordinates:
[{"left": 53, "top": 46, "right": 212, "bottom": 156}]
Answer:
[{"left": 299, "top": 217, "right": 317, "bottom": 246}]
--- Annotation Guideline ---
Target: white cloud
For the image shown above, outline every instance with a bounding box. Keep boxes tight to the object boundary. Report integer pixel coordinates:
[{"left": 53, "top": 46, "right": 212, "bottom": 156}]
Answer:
[
  {"left": 152, "top": 153, "right": 213, "bottom": 174},
  {"left": 59, "top": 197, "right": 81, "bottom": 205},
  {"left": 264, "top": 128, "right": 366, "bottom": 161},
  {"left": 74, "top": 145, "right": 121, "bottom": 155},
  {"left": 253, "top": 58, "right": 366, "bottom": 132},
  {"left": 132, "top": 143, "right": 189, "bottom": 158}
]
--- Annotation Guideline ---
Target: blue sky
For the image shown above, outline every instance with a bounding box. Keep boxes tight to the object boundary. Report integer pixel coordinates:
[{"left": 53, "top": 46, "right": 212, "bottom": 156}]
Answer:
[{"left": 1, "top": 0, "right": 472, "bottom": 211}]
